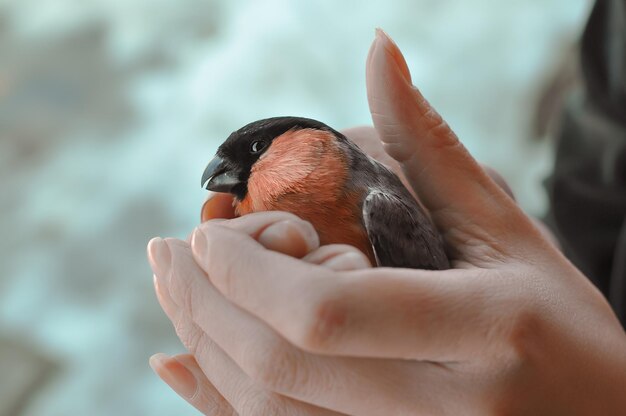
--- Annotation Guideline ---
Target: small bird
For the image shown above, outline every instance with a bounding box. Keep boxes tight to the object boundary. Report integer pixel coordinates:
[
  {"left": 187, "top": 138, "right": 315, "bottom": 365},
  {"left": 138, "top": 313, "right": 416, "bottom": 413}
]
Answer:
[{"left": 201, "top": 117, "right": 449, "bottom": 269}]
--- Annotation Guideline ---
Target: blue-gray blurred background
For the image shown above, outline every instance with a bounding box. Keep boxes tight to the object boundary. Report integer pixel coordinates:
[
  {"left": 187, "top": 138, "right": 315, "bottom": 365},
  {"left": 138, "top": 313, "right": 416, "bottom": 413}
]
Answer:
[{"left": 0, "top": 1, "right": 591, "bottom": 415}]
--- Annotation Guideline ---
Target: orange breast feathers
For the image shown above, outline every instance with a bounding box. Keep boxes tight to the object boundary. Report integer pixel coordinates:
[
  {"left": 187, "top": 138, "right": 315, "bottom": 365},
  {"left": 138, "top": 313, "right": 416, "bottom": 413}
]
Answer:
[{"left": 235, "top": 129, "right": 375, "bottom": 264}]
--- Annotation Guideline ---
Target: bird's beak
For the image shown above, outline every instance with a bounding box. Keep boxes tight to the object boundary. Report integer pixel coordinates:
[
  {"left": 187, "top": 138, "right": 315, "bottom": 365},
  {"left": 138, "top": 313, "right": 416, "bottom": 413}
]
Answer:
[{"left": 201, "top": 156, "right": 242, "bottom": 193}]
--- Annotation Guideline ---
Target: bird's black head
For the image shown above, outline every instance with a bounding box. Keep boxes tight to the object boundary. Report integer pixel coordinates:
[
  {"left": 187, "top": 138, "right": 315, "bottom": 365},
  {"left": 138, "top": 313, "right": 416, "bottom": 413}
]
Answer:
[{"left": 201, "top": 116, "right": 339, "bottom": 200}]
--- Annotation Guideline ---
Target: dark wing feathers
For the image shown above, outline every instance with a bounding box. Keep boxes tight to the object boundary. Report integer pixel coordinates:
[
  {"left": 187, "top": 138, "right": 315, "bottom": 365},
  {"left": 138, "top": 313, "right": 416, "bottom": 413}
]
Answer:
[{"left": 362, "top": 190, "right": 449, "bottom": 270}]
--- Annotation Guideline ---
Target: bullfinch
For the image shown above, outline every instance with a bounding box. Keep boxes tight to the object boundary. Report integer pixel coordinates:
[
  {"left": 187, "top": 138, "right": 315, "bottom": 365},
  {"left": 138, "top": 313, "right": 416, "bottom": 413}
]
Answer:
[{"left": 201, "top": 116, "right": 449, "bottom": 269}]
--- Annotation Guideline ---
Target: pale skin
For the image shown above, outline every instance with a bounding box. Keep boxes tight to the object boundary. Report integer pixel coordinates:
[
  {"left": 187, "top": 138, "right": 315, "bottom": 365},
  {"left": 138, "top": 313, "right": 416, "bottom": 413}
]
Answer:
[{"left": 147, "top": 30, "right": 626, "bottom": 415}]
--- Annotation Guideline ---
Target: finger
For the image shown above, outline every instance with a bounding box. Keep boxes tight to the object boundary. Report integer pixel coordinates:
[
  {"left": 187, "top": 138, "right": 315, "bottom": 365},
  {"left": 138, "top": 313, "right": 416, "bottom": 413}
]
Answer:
[
  {"left": 366, "top": 29, "right": 535, "bottom": 253},
  {"left": 149, "top": 353, "right": 236, "bottom": 415},
  {"left": 150, "top": 242, "right": 349, "bottom": 415},
  {"left": 201, "top": 192, "right": 237, "bottom": 223},
  {"left": 341, "top": 127, "right": 521, "bottom": 245},
  {"left": 163, "top": 317, "right": 343, "bottom": 416},
  {"left": 257, "top": 220, "right": 318, "bottom": 258},
  {"left": 202, "top": 211, "right": 364, "bottom": 267},
  {"left": 302, "top": 244, "right": 372, "bottom": 271},
  {"left": 162, "top": 237, "right": 448, "bottom": 415},
  {"left": 191, "top": 223, "right": 504, "bottom": 361},
  {"left": 170, "top": 354, "right": 238, "bottom": 416},
  {"left": 206, "top": 211, "right": 320, "bottom": 258},
  {"left": 175, "top": 321, "right": 346, "bottom": 416},
  {"left": 152, "top": 274, "right": 177, "bottom": 316}
]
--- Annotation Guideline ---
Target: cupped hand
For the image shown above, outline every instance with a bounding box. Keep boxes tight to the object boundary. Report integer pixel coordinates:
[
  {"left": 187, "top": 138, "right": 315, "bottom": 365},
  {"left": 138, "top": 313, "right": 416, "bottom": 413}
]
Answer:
[
  {"left": 149, "top": 30, "right": 626, "bottom": 415},
  {"left": 149, "top": 212, "right": 369, "bottom": 415}
]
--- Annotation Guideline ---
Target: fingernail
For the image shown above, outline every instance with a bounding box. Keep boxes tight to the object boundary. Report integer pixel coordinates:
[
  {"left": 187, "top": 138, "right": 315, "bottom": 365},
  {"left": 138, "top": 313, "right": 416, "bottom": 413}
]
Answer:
[
  {"left": 258, "top": 220, "right": 319, "bottom": 258},
  {"left": 190, "top": 228, "right": 207, "bottom": 255},
  {"left": 262, "top": 220, "right": 319, "bottom": 251},
  {"left": 324, "top": 252, "right": 371, "bottom": 271},
  {"left": 147, "top": 237, "right": 171, "bottom": 278},
  {"left": 298, "top": 220, "right": 321, "bottom": 251},
  {"left": 149, "top": 353, "right": 198, "bottom": 399},
  {"left": 375, "top": 27, "right": 412, "bottom": 84}
]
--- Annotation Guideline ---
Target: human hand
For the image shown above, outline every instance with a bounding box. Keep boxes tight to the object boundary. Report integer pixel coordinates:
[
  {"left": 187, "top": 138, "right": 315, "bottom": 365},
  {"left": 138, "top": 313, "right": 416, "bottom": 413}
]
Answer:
[
  {"left": 149, "top": 212, "right": 370, "bottom": 415},
  {"left": 149, "top": 29, "right": 626, "bottom": 415}
]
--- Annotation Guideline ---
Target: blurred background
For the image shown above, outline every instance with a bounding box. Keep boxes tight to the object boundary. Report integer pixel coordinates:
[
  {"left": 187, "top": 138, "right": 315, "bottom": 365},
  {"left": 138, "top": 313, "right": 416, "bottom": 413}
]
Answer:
[{"left": 0, "top": 0, "right": 592, "bottom": 415}]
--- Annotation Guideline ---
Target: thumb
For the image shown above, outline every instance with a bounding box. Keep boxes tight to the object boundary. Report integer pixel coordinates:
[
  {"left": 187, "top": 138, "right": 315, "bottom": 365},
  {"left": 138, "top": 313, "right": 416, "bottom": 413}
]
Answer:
[{"left": 366, "top": 29, "right": 533, "bottom": 256}]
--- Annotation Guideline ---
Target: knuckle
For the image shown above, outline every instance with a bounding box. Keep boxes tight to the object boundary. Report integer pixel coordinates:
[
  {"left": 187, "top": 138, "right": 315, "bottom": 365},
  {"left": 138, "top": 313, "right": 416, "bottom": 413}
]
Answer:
[
  {"left": 170, "top": 277, "right": 205, "bottom": 326},
  {"left": 475, "top": 283, "right": 550, "bottom": 416},
  {"left": 295, "top": 294, "right": 348, "bottom": 353},
  {"left": 174, "top": 315, "right": 204, "bottom": 354},
  {"left": 506, "top": 308, "right": 544, "bottom": 362},
  {"left": 192, "top": 331, "right": 216, "bottom": 359},
  {"left": 422, "top": 108, "right": 457, "bottom": 148},
  {"left": 478, "top": 312, "right": 545, "bottom": 416}
]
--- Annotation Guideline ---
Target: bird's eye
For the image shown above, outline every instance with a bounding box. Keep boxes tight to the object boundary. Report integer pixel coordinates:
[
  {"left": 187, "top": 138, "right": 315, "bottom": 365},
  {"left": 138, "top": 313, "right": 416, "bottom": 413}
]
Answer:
[{"left": 250, "top": 140, "right": 267, "bottom": 154}]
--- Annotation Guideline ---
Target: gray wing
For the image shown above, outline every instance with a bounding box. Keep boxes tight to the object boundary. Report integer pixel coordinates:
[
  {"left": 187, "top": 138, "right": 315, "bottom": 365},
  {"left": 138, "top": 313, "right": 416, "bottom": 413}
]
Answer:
[{"left": 362, "top": 190, "right": 449, "bottom": 269}]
